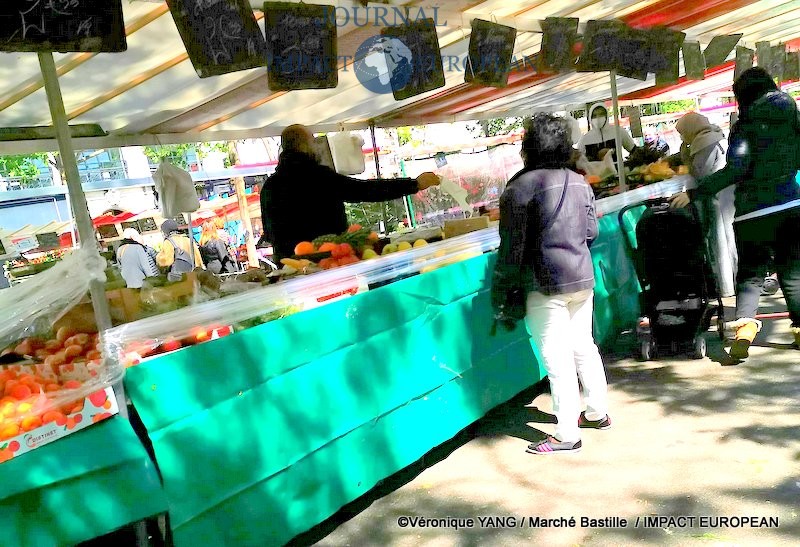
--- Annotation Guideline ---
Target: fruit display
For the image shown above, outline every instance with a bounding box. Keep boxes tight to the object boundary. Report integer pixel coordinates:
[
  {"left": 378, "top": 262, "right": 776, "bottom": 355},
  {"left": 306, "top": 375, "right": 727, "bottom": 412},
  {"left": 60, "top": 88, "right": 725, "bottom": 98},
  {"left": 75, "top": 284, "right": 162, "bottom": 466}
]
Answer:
[
  {"left": 626, "top": 160, "right": 679, "bottom": 187},
  {"left": 5, "top": 249, "right": 72, "bottom": 281}
]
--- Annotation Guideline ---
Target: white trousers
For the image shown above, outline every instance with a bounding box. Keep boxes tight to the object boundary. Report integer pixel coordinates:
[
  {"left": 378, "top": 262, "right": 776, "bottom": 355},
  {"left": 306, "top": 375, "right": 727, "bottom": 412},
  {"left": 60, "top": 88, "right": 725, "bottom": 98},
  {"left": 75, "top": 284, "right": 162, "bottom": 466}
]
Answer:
[{"left": 525, "top": 289, "right": 609, "bottom": 443}]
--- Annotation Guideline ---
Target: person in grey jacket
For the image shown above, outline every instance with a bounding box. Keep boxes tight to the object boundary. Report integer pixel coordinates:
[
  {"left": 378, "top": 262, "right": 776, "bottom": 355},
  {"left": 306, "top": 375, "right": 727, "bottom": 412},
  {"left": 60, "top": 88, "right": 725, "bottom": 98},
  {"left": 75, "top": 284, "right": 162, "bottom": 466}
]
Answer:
[
  {"left": 492, "top": 113, "right": 610, "bottom": 455},
  {"left": 117, "top": 228, "right": 159, "bottom": 289},
  {"left": 674, "top": 112, "right": 737, "bottom": 297}
]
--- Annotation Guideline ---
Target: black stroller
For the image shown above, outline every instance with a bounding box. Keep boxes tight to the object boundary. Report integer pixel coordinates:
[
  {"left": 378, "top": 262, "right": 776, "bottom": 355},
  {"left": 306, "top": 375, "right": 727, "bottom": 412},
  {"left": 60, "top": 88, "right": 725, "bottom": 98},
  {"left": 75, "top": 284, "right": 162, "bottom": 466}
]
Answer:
[{"left": 618, "top": 197, "right": 725, "bottom": 360}]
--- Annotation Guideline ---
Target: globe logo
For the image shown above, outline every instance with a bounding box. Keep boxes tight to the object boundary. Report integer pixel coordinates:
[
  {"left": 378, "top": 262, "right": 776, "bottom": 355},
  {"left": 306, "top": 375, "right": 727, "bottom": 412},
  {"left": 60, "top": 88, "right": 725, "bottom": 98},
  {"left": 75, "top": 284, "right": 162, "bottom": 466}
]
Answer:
[{"left": 354, "top": 36, "right": 413, "bottom": 94}]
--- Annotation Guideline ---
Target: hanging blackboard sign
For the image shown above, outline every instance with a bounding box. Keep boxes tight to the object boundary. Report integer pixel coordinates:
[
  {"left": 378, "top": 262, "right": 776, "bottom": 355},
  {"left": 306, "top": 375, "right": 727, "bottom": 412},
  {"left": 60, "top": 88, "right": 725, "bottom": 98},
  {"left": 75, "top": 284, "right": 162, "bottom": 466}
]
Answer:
[
  {"left": 577, "top": 20, "right": 626, "bottom": 73},
  {"left": 785, "top": 52, "right": 800, "bottom": 82},
  {"left": 166, "top": 0, "right": 267, "bottom": 79},
  {"left": 170, "top": 214, "right": 187, "bottom": 228},
  {"left": 539, "top": 17, "right": 578, "bottom": 73},
  {"left": 703, "top": 34, "right": 742, "bottom": 67},
  {"left": 616, "top": 26, "right": 651, "bottom": 80},
  {"left": 734, "top": 47, "right": 754, "bottom": 81},
  {"left": 264, "top": 2, "right": 337, "bottom": 91},
  {"left": 0, "top": 0, "right": 126, "bottom": 53},
  {"left": 382, "top": 18, "right": 445, "bottom": 101},
  {"left": 652, "top": 28, "right": 685, "bottom": 86},
  {"left": 121, "top": 221, "right": 139, "bottom": 234},
  {"left": 769, "top": 44, "right": 785, "bottom": 82},
  {"left": 682, "top": 41, "right": 706, "bottom": 80},
  {"left": 465, "top": 19, "right": 516, "bottom": 87},
  {"left": 35, "top": 232, "right": 60, "bottom": 249},
  {"left": 755, "top": 42, "right": 772, "bottom": 72}
]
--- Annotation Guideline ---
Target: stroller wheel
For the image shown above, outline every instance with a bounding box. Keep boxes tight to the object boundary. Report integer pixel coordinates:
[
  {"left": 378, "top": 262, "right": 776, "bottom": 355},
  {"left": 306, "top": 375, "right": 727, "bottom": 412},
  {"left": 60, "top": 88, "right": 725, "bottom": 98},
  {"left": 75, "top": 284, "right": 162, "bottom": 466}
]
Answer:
[
  {"left": 692, "top": 336, "right": 707, "bottom": 360},
  {"left": 640, "top": 339, "right": 655, "bottom": 361}
]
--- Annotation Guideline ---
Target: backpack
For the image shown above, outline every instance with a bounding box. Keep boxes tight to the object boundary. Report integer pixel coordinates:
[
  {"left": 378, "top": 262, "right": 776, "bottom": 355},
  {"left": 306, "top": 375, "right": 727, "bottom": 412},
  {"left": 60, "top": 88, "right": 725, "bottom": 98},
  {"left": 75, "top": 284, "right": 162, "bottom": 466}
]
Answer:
[{"left": 166, "top": 236, "right": 195, "bottom": 281}]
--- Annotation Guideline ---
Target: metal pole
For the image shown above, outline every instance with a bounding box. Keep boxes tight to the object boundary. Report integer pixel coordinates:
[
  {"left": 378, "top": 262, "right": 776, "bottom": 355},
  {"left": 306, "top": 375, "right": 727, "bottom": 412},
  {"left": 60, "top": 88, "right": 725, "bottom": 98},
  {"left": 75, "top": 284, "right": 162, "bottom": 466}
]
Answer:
[
  {"left": 609, "top": 70, "right": 627, "bottom": 192},
  {"left": 370, "top": 121, "right": 391, "bottom": 233}
]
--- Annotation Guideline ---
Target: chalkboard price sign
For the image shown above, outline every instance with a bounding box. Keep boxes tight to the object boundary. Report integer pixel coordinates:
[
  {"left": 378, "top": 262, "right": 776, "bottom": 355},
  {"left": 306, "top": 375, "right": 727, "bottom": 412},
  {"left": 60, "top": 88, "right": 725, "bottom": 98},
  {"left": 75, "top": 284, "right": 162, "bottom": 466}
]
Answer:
[
  {"left": 0, "top": 239, "right": 6, "bottom": 256},
  {"left": 138, "top": 217, "right": 158, "bottom": 234},
  {"left": 769, "top": 44, "right": 786, "bottom": 83},
  {"left": 166, "top": 0, "right": 267, "bottom": 79},
  {"left": 651, "top": 27, "right": 685, "bottom": 86},
  {"left": 703, "top": 34, "right": 742, "bottom": 67},
  {"left": 382, "top": 18, "right": 445, "bottom": 101},
  {"left": 539, "top": 17, "right": 578, "bottom": 73},
  {"left": 264, "top": 2, "right": 337, "bottom": 91},
  {"left": 465, "top": 19, "right": 517, "bottom": 88},
  {"left": 0, "top": 0, "right": 126, "bottom": 53},
  {"left": 121, "top": 221, "right": 139, "bottom": 234},
  {"left": 36, "top": 232, "right": 60, "bottom": 249},
  {"left": 97, "top": 224, "right": 120, "bottom": 240},
  {"left": 682, "top": 41, "right": 706, "bottom": 80},
  {"left": 616, "top": 26, "right": 652, "bottom": 81},
  {"left": 577, "top": 20, "right": 625, "bottom": 73},
  {"left": 785, "top": 52, "right": 800, "bottom": 82},
  {"left": 734, "top": 46, "right": 754, "bottom": 81}
]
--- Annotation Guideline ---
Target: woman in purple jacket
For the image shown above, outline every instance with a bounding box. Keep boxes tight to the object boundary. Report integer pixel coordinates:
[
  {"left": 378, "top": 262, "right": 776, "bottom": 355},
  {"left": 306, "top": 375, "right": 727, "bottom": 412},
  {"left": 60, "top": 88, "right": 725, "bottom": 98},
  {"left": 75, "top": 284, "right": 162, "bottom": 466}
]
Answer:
[{"left": 492, "top": 113, "right": 610, "bottom": 455}]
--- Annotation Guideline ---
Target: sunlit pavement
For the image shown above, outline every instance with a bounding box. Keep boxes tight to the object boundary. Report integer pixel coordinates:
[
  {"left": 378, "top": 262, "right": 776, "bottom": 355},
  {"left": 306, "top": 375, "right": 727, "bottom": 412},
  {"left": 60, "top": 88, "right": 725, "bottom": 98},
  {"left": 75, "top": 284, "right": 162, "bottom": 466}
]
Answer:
[{"left": 294, "top": 293, "right": 800, "bottom": 546}]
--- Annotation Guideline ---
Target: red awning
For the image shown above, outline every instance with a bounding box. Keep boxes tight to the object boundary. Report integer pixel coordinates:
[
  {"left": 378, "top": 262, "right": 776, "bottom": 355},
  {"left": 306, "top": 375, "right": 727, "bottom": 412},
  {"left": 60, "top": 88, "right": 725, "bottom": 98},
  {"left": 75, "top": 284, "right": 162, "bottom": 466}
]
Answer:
[{"left": 92, "top": 211, "right": 137, "bottom": 227}]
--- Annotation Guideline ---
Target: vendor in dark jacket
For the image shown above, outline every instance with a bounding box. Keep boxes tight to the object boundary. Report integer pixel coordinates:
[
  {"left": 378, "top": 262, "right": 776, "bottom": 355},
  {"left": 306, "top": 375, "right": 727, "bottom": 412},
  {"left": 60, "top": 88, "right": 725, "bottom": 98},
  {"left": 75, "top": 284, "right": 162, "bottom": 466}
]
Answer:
[
  {"left": 670, "top": 67, "right": 800, "bottom": 357},
  {"left": 260, "top": 124, "right": 440, "bottom": 259},
  {"left": 492, "top": 113, "right": 610, "bottom": 456}
]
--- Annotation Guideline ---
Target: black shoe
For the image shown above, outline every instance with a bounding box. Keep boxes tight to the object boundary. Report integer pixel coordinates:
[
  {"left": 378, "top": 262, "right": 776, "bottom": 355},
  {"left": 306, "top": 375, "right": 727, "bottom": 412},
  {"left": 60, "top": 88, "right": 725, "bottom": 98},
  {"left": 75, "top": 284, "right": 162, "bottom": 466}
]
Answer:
[
  {"left": 579, "top": 412, "right": 612, "bottom": 430},
  {"left": 729, "top": 339, "right": 751, "bottom": 360}
]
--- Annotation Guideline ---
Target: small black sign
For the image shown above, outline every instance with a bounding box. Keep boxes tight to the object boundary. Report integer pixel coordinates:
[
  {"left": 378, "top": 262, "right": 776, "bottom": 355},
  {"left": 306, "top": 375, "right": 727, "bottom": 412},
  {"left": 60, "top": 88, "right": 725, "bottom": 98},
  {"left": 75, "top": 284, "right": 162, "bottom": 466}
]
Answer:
[
  {"left": 171, "top": 214, "right": 186, "bottom": 227},
  {"left": 138, "top": 217, "right": 158, "bottom": 234},
  {"left": 465, "top": 19, "right": 517, "bottom": 87},
  {"left": 785, "top": 52, "right": 800, "bottom": 82},
  {"left": 382, "top": 18, "right": 445, "bottom": 101},
  {"left": 0, "top": 0, "right": 126, "bottom": 53},
  {"left": 97, "top": 224, "right": 120, "bottom": 240},
  {"left": 683, "top": 41, "right": 706, "bottom": 80},
  {"left": 167, "top": 0, "right": 267, "bottom": 78},
  {"left": 734, "top": 47, "right": 754, "bottom": 81},
  {"left": 770, "top": 44, "right": 786, "bottom": 82},
  {"left": 616, "top": 26, "right": 651, "bottom": 81},
  {"left": 264, "top": 2, "right": 337, "bottom": 91},
  {"left": 703, "top": 34, "right": 742, "bottom": 67},
  {"left": 0, "top": 239, "right": 6, "bottom": 255},
  {"left": 121, "top": 221, "right": 139, "bottom": 234},
  {"left": 756, "top": 42, "right": 772, "bottom": 72},
  {"left": 35, "top": 232, "right": 60, "bottom": 249},
  {"left": 539, "top": 17, "right": 578, "bottom": 73}
]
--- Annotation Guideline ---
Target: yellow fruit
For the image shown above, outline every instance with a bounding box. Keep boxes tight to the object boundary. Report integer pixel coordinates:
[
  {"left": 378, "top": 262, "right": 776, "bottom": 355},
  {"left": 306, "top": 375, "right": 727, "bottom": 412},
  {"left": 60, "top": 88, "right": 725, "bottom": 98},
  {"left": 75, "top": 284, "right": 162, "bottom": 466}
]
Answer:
[
  {"left": 381, "top": 244, "right": 398, "bottom": 255},
  {"left": 413, "top": 239, "right": 428, "bottom": 248},
  {"left": 397, "top": 241, "right": 412, "bottom": 252},
  {"left": 362, "top": 249, "right": 378, "bottom": 260}
]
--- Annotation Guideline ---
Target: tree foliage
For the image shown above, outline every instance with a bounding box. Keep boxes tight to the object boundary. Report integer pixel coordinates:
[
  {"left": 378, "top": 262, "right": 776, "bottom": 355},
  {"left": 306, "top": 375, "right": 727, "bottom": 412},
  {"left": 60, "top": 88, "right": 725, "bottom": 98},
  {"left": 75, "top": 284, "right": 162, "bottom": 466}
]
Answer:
[
  {"left": 142, "top": 142, "right": 234, "bottom": 170},
  {"left": 468, "top": 117, "right": 524, "bottom": 137},
  {"left": 0, "top": 153, "right": 49, "bottom": 187}
]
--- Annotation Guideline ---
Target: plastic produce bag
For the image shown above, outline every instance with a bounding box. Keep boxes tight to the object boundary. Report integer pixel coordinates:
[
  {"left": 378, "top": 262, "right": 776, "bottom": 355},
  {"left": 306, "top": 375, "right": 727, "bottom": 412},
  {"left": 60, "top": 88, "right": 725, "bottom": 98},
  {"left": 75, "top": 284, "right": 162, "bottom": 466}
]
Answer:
[
  {"left": 328, "top": 132, "right": 366, "bottom": 175},
  {"left": 576, "top": 150, "right": 617, "bottom": 180},
  {"left": 153, "top": 160, "right": 199, "bottom": 218},
  {"left": 0, "top": 246, "right": 124, "bottom": 443},
  {"left": 439, "top": 176, "right": 473, "bottom": 217}
]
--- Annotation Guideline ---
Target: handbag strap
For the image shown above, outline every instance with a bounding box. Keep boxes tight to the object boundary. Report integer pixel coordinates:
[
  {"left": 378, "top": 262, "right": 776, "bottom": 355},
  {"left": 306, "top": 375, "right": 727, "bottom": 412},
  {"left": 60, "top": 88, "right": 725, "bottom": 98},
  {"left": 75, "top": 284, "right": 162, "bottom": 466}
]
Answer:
[{"left": 541, "top": 169, "right": 570, "bottom": 233}]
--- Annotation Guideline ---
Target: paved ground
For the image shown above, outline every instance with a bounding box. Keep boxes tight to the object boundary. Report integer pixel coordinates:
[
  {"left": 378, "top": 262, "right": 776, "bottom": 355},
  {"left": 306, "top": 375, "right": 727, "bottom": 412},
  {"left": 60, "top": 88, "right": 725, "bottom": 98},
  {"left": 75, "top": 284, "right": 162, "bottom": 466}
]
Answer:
[{"left": 294, "top": 294, "right": 800, "bottom": 547}]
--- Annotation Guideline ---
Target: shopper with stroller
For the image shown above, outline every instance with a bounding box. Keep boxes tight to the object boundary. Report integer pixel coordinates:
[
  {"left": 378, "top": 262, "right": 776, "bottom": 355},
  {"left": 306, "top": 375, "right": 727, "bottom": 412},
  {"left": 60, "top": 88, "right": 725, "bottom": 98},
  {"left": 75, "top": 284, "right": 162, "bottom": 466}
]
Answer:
[
  {"left": 492, "top": 113, "right": 611, "bottom": 455},
  {"left": 670, "top": 67, "right": 800, "bottom": 357},
  {"left": 672, "top": 112, "right": 738, "bottom": 297}
]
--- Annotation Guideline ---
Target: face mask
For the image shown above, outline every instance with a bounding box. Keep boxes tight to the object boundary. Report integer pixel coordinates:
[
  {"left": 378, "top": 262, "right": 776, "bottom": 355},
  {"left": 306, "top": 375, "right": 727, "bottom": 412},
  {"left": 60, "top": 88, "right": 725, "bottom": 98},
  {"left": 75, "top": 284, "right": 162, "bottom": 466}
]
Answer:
[{"left": 591, "top": 116, "right": 607, "bottom": 130}]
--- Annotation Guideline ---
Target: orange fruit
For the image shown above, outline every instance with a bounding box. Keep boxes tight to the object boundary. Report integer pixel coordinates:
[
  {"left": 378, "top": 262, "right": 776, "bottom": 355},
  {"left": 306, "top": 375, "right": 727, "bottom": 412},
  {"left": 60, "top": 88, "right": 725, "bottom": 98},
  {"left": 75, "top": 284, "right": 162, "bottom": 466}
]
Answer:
[
  {"left": 62, "top": 380, "right": 82, "bottom": 390},
  {"left": 318, "top": 242, "right": 338, "bottom": 254},
  {"left": 20, "top": 415, "right": 42, "bottom": 432},
  {"left": 293, "top": 241, "right": 316, "bottom": 256},
  {"left": 367, "top": 231, "right": 379, "bottom": 242},
  {"left": 0, "top": 423, "right": 20, "bottom": 441},
  {"left": 9, "top": 384, "right": 32, "bottom": 401}
]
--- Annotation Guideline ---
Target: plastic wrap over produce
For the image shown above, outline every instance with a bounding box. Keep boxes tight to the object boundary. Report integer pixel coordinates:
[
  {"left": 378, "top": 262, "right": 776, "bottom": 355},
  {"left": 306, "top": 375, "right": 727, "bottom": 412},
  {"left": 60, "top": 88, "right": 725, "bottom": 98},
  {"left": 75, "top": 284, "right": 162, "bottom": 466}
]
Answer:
[
  {"left": 0, "top": 246, "right": 122, "bottom": 444},
  {"left": 104, "top": 228, "right": 503, "bottom": 367}
]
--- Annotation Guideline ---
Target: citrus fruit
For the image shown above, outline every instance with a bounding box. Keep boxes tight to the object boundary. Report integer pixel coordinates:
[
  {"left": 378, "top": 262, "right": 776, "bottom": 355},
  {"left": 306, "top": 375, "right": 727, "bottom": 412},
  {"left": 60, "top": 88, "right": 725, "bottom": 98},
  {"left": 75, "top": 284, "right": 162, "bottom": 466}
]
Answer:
[
  {"left": 413, "top": 239, "right": 428, "bottom": 248},
  {"left": 294, "top": 241, "right": 316, "bottom": 256},
  {"left": 367, "top": 231, "right": 379, "bottom": 242},
  {"left": 381, "top": 243, "right": 398, "bottom": 255},
  {"left": 397, "top": 241, "right": 412, "bottom": 252},
  {"left": 318, "top": 242, "right": 338, "bottom": 254},
  {"left": 362, "top": 249, "right": 378, "bottom": 260}
]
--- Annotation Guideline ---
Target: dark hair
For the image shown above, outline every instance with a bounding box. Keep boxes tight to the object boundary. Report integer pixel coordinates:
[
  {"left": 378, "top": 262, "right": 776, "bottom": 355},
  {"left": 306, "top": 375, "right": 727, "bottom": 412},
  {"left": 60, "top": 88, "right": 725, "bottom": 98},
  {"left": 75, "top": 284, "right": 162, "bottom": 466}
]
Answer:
[
  {"left": 521, "top": 113, "right": 573, "bottom": 169},
  {"left": 733, "top": 67, "right": 778, "bottom": 110}
]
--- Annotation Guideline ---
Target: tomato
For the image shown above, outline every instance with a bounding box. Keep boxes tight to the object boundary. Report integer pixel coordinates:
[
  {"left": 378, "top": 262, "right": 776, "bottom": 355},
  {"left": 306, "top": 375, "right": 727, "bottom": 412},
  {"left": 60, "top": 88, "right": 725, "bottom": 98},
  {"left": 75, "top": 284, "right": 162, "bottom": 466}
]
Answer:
[{"left": 332, "top": 243, "right": 354, "bottom": 259}]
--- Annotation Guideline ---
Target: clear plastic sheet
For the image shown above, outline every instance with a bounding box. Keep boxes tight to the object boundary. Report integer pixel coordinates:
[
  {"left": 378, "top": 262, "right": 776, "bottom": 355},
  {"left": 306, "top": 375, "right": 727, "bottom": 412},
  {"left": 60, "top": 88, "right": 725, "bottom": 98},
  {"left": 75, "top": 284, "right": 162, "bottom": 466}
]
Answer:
[
  {"left": 103, "top": 178, "right": 689, "bottom": 367},
  {"left": 0, "top": 246, "right": 125, "bottom": 427}
]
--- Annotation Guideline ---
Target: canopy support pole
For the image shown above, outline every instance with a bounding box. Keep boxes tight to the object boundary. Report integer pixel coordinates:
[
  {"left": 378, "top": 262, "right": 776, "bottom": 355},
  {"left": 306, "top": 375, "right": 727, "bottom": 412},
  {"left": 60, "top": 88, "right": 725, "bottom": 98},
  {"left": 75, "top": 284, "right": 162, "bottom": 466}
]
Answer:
[
  {"left": 610, "top": 70, "right": 627, "bottom": 192},
  {"left": 370, "top": 121, "right": 391, "bottom": 234}
]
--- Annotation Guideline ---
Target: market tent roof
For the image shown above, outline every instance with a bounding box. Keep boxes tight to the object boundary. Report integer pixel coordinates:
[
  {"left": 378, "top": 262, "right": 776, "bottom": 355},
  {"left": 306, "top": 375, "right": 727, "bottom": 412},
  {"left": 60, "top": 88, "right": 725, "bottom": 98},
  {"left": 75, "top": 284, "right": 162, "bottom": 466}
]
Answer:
[{"left": 2, "top": 0, "right": 800, "bottom": 153}]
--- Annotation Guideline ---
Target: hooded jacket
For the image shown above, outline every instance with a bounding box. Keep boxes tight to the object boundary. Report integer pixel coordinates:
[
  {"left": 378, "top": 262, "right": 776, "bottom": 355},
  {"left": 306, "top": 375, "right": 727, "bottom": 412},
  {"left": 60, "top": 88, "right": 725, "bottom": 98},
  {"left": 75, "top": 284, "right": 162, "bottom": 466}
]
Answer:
[
  {"left": 260, "top": 151, "right": 418, "bottom": 259},
  {"left": 493, "top": 167, "right": 598, "bottom": 302},
  {"left": 578, "top": 103, "right": 636, "bottom": 162},
  {"left": 691, "top": 90, "right": 800, "bottom": 221}
]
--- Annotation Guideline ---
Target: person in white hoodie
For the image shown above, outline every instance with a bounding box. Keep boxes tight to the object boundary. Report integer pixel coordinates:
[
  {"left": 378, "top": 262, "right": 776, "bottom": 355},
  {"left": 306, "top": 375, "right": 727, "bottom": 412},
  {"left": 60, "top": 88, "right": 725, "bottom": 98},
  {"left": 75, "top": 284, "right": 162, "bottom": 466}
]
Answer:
[{"left": 578, "top": 104, "right": 636, "bottom": 163}]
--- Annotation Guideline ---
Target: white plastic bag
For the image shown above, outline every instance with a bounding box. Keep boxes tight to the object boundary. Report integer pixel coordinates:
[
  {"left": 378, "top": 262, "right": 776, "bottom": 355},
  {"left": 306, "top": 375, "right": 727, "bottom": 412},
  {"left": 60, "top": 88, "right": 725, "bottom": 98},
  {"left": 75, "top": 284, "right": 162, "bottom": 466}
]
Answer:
[
  {"left": 153, "top": 160, "right": 200, "bottom": 218},
  {"left": 439, "top": 176, "right": 473, "bottom": 217},
  {"left": 576, "top": 150, "right": 617, "bottom": 180},
  {"left": 328, "top": 132, "right": 366, "bottom": 175}
]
